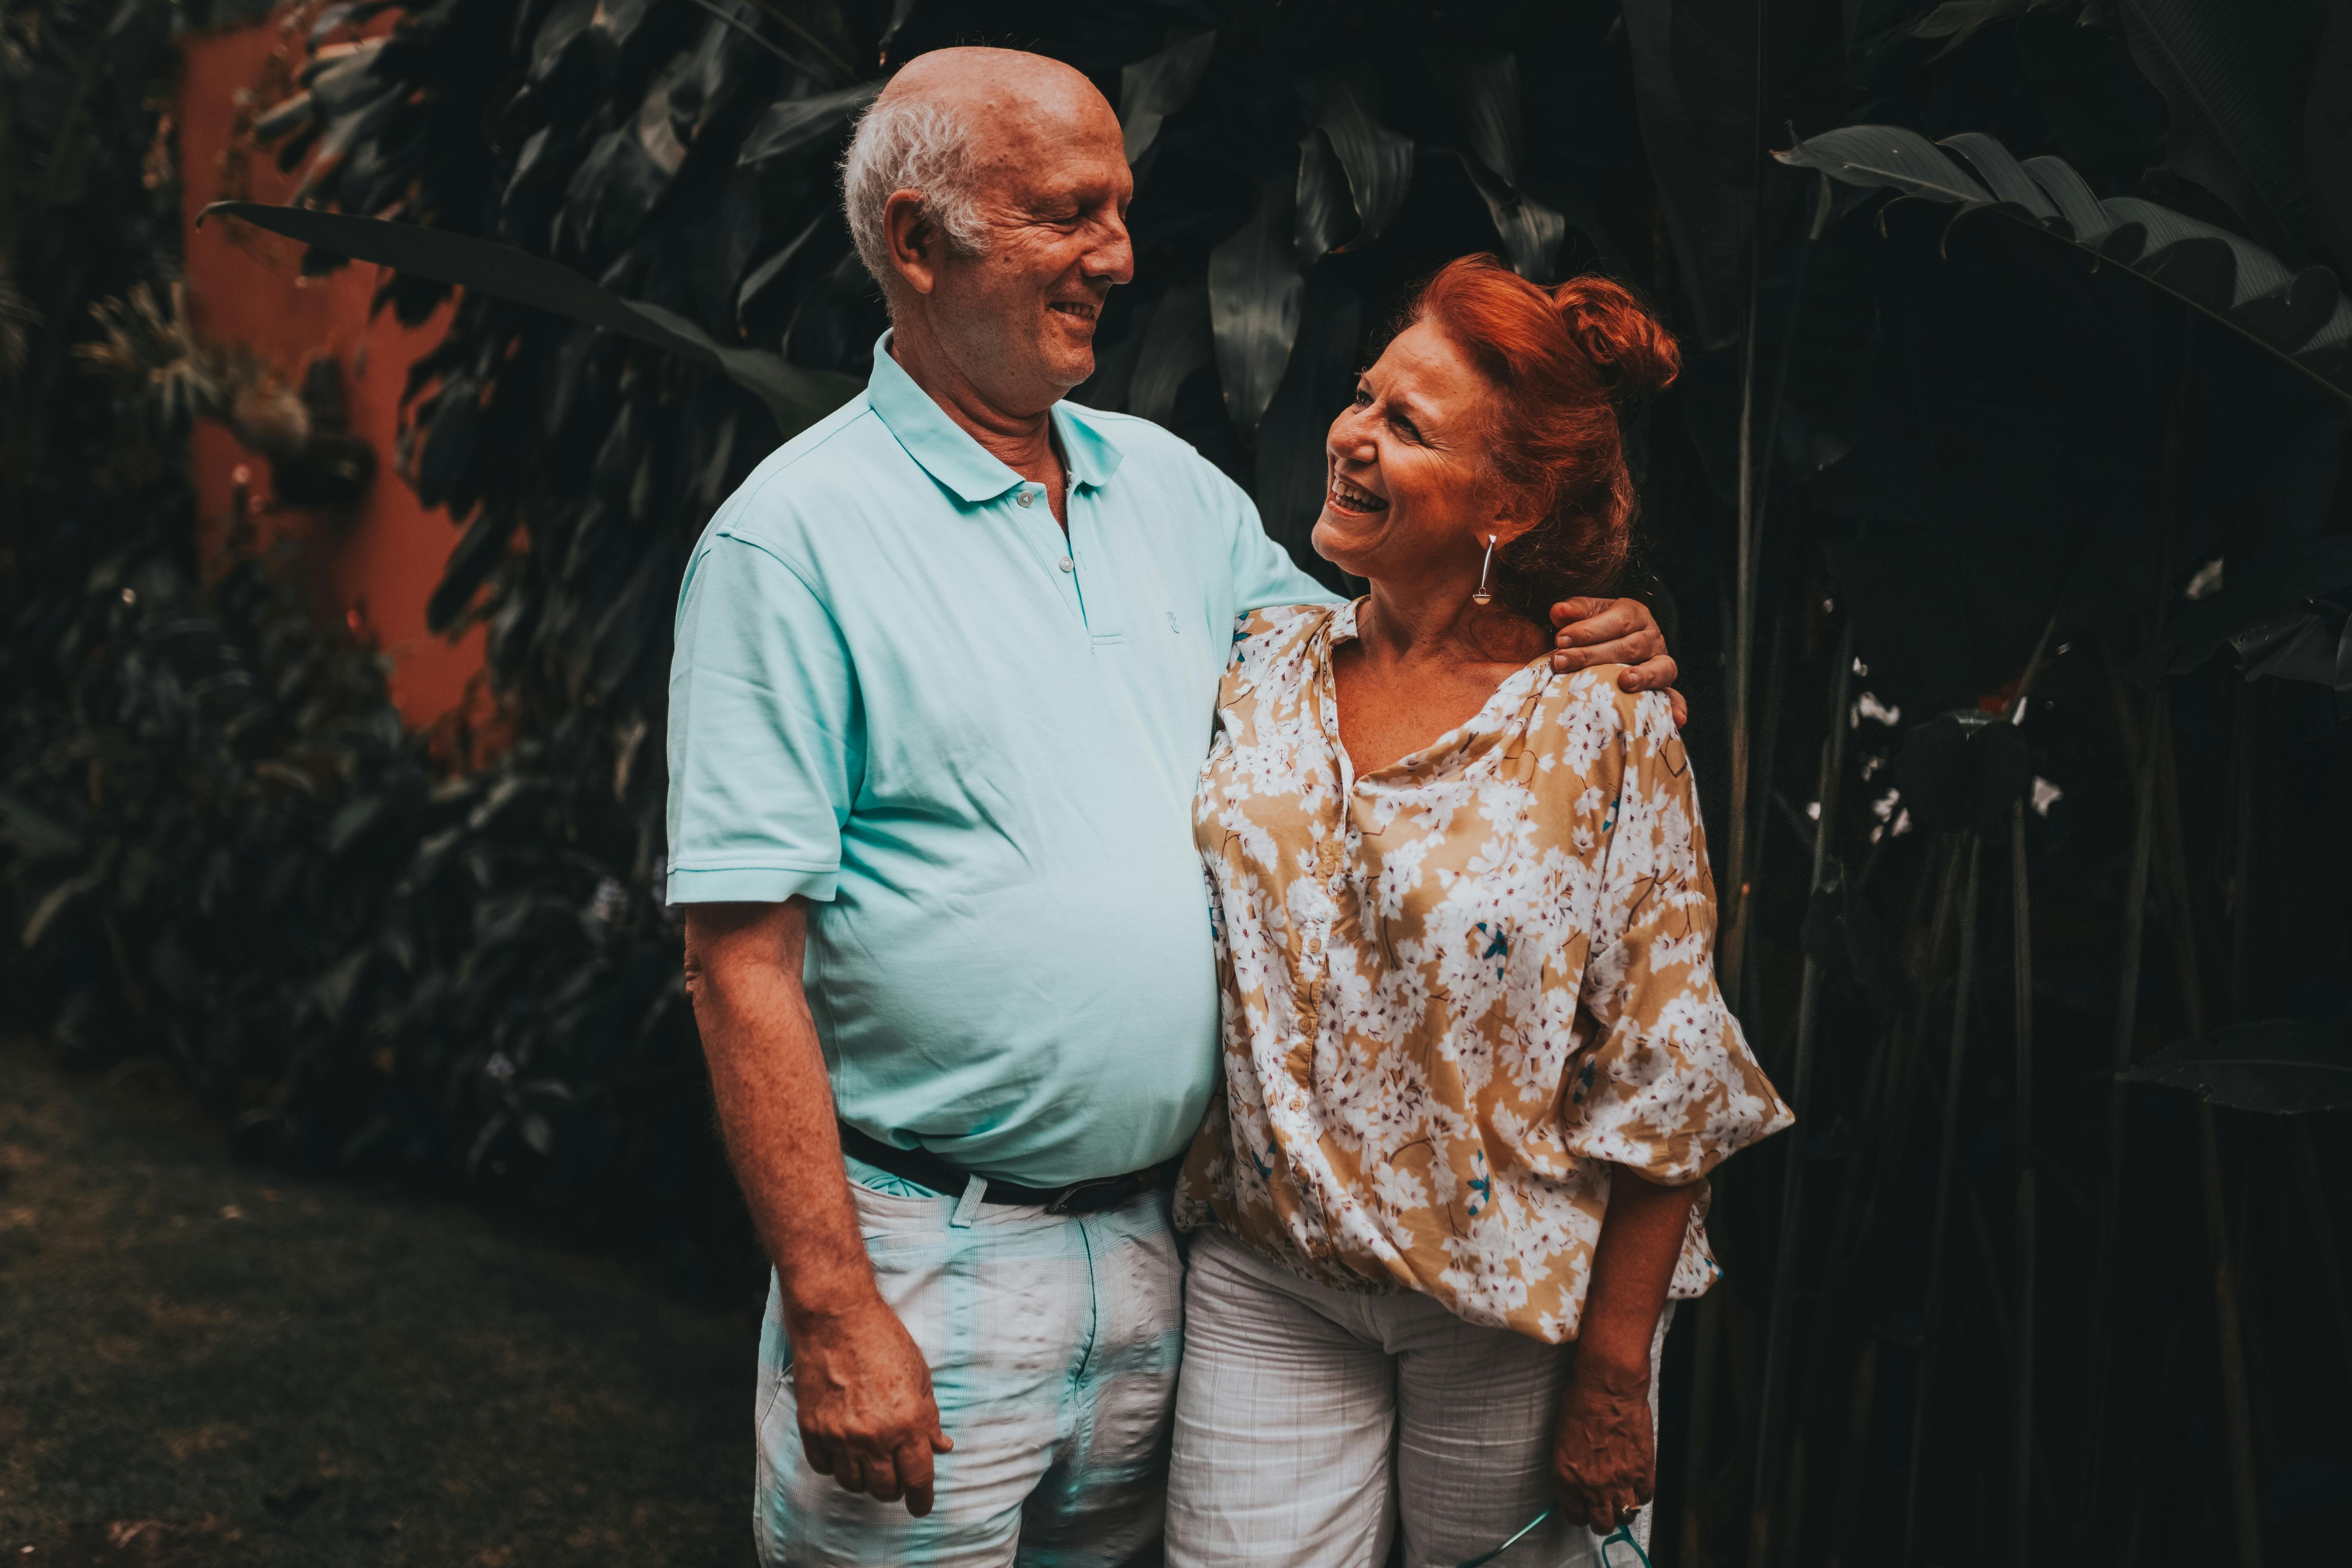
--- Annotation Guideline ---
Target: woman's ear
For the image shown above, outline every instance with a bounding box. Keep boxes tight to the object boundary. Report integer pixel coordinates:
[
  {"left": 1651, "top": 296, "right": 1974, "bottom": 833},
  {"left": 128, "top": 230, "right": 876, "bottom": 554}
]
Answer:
[{"left": 1486, "top": 508, "right": 1546, "bottom": 550}]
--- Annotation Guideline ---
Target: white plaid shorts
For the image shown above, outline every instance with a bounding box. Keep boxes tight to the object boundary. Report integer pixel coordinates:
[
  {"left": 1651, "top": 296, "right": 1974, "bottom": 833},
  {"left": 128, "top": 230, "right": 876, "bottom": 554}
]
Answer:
[{"left": 753, "top": 1157, "right": 1183, "bottom": 1566}]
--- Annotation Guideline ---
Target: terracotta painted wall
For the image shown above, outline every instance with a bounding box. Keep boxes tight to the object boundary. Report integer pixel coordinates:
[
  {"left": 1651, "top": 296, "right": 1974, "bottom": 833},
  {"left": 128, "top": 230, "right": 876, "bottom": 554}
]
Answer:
[{"left": 177, "top": 19, "right": 485, "bottom": 730}]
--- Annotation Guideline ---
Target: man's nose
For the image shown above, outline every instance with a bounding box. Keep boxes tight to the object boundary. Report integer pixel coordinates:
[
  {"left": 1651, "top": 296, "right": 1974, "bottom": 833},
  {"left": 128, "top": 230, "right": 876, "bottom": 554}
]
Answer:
[{"left": 1085, "top": 211, "right": 1135, "bottom": 286}]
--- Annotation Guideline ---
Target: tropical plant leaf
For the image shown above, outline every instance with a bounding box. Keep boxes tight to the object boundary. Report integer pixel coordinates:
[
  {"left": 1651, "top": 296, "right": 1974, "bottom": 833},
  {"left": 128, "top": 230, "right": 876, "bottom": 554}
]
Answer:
[
  {"left": 2116, "top": 0, "right": 2322, "bottom": 262},
  {"left": 1294, "top": 128, "right": 1355, "bottom": 270},
  {"left": 1911, "top": 0, "right": 2030, "bottom": 57},
  {"left": 1622, "top": 0, "right": 1757, "bottom": 347},
  {"left": 1129, "top": 284, "right": 1212, "bottom": 427},
  {"left": 735, "top": 81, "right": 878, "bottom": 166},
  {"left": 2119, "top": 1019, "right": 2352, "bottom": 1113},
  {"left": 2144, "top": 534, "right": 2352, "bottom": 676},
  {"left": 1253, "top": 278, "right": 1361, "bottom": 574},
  {"left": 1311, "top": 72, "right": 1412, "bottom": 248},
  {"left": 199, "top": 202, "right": 859, "bottom": 437},
  {"left": 2311, "top": 0, "right": 2352, "bottom": 269},
  {"left": 2225, "top": 602, "right": 2352, "bottom": 689},
  {"left": 1451, "top": 54, "right": 1567, "bottom": 281},
  {"left": 1207, "top": 157, "right": 1305, "bottom": 432},
  {"left": 0, "top": 789, "right": 82, "bottom": 859},
  {"left": 1118, "top": 31, "right": 1216, "bottom": 167},
  {"left": 1775, "top": 127, "right": 2352, "bottom": 396}
]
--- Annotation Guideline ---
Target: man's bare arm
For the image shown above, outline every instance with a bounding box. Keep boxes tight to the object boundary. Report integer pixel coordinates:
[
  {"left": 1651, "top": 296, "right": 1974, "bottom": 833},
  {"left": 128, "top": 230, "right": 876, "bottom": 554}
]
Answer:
[{"left": 683, "top": 900, "right": 951, "bottom": 1517}]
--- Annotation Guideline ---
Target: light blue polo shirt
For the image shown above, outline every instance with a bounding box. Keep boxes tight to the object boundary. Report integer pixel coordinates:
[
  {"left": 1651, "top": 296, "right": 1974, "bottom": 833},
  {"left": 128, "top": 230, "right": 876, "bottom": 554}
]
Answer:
[{"left": 666, "top": 335, "right": 1335, "bottom": 1186}]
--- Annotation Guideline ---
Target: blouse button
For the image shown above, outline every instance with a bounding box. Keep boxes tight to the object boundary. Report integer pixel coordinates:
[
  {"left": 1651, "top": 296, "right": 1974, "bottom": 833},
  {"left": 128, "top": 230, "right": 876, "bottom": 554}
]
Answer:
[
  {"left": 1057, "top": 557, "right": 1075, "bottom": 573},
  {"left": 1017, "top": 490, "right": 1035, "bottom": 508}
]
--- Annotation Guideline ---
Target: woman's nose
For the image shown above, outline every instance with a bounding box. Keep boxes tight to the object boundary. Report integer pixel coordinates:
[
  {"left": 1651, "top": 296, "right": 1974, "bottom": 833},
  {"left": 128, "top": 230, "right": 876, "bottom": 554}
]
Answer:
[{"left": 1327, "top": 410, "right": 1376, "bottom": 465}]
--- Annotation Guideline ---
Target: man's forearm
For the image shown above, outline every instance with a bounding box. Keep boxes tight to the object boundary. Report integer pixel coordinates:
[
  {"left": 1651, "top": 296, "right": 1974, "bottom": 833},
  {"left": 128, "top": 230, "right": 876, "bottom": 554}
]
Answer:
[{"left": 684, "top": 900, "right": 878, "bottom": 1331}]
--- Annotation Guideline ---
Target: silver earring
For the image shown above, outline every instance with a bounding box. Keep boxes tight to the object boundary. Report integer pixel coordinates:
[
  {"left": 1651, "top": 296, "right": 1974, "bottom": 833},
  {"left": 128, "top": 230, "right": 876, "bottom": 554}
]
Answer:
[{"left": 1471, "top": 533, "right": 1498, "bottom": 606}]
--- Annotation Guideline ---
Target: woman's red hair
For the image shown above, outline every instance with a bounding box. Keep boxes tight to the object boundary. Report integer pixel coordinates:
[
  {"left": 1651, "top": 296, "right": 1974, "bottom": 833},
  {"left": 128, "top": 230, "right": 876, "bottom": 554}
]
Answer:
[{"left": 1403, "top": 256, "right": 1679, "bottom": 625}]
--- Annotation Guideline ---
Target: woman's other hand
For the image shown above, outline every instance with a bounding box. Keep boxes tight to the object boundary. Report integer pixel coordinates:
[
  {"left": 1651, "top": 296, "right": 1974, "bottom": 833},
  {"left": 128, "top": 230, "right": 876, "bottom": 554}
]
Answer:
[
  {"left": 1552, "top": 1165, "right": 1695, "bottom": 1534},
  {"left": 1550, "top": 1351, "right": 1657, "bottom": 1533},
  {"left": 1548, "top": 596, "right": 1686, "bottom": 728}
]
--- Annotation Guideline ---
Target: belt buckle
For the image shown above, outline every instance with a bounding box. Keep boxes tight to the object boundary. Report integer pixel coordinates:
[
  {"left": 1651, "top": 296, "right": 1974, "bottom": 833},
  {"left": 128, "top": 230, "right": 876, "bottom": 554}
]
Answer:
[{"left": 1044, "top": 1175, "right": 1127, "bottom": 1217}]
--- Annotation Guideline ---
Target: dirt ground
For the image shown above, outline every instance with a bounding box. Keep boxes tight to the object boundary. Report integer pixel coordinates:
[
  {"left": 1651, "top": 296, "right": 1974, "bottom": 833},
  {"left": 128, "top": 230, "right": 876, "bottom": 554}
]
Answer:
[{"left": 0, "top": 1038, "right": 761, "bottom": 1566}]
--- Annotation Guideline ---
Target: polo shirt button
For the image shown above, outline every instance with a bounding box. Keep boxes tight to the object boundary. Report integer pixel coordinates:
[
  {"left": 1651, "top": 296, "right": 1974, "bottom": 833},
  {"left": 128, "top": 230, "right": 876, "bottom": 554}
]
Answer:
[
  {"left": 1017, "top": 490, "right": 1034, "bottom": 507},
  {"left": 1058, "top": 557, "right": 1075, "bottom": 572}
]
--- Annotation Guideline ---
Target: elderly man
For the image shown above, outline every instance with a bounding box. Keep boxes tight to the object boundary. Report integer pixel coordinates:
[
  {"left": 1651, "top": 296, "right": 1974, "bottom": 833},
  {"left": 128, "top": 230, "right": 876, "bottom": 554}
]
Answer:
[{"left": 669, "top": 47, "right": 1680, "bottom": 1567}]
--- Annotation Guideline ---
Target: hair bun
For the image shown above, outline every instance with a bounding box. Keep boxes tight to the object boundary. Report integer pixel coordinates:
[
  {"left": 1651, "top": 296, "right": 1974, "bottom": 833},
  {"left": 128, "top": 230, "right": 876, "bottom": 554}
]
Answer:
[{"left": 1551, "top": 276, "right": 1679, "bottom": 401}]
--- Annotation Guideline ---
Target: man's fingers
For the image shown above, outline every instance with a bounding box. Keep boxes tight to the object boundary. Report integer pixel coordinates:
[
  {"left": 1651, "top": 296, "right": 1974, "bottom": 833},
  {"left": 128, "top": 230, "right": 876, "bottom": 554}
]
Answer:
[
  {"left": 855, "top": 1451, "right": 904, "bottom": 1503},
  {"left": 1669, "top": 688, "right": 1688, "bottom": 729},
  {"left": 893, "top": 1436, "right": 938, "bottom": 1517},
  {"left": 1549, "top": 596, "right": 1616, "bottom": 629},
  {"left": 1613, "top": 654, "right": 1679, "bottom": 692},
  {"left": 1553, "top": 605, "right": 1643, "bottom": 646}
]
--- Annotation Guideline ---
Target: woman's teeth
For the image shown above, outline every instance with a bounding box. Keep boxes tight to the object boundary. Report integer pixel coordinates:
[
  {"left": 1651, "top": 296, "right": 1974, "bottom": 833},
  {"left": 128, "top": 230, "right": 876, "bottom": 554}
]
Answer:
[{"left": 1330, "top": 479, "right": 1387, "bottom": 512}]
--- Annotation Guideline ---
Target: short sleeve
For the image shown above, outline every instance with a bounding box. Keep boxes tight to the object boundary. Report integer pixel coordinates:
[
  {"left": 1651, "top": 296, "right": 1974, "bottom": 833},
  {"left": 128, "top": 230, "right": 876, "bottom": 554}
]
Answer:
[
  {"left": 664, "top": 532, "right": 862, "bottom": 905},
  {"left": 1216, "top": 471, "right": 1341, "bottom": 614},
  {"left": 1560, "top": 693, "right": 1792, "bottom": 1184}
]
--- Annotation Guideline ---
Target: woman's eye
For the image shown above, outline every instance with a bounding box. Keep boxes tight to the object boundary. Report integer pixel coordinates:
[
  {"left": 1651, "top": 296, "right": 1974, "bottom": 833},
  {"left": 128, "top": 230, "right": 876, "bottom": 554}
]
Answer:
[{"left": 1351, "top": 387, "right": 1373, "bottom": 407}]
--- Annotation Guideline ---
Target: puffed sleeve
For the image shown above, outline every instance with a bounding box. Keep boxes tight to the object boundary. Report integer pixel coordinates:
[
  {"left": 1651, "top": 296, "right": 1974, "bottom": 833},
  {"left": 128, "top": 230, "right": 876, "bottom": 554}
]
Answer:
[{"left": 1559, "top": 691, "right": 1792, "bottom": 1184}]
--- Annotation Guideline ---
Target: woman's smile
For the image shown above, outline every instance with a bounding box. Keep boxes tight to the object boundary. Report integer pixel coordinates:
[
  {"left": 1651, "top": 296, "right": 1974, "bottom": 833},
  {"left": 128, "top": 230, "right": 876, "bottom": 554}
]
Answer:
[{"left": 1326, "top": 473, "right": 1388, "bottom": 516}]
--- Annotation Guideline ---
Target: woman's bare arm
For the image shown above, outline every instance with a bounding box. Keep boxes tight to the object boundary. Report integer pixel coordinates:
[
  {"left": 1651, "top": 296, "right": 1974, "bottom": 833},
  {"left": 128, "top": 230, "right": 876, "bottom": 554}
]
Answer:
[{"left": 1552, "top": 1165, "right": 1697, "bottom": 1532}]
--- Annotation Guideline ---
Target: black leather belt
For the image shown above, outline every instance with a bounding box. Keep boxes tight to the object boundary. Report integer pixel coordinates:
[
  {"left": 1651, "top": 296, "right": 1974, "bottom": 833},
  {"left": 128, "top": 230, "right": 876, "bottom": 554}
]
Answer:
[{"left": 838, "top": 1123, "right": 1158, "bottom": 1216}]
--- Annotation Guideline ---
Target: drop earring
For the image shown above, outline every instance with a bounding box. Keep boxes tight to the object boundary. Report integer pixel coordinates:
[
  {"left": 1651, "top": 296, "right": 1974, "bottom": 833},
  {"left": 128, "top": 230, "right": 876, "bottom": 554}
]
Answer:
[{"left": 1471, "top": 533, "right": 1498, "bottom": 606}]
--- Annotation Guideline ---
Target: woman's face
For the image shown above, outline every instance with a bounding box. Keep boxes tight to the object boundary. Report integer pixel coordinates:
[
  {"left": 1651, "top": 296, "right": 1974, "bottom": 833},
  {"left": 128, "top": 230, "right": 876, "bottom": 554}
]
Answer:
[{"left": 1313, "top": 320, "right": 1515, "bottom": 585}]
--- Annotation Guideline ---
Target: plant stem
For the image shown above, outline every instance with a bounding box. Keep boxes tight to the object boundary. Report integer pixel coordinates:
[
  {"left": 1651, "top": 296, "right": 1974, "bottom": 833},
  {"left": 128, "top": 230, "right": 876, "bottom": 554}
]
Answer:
[
  {"left": 2010, "top": 798, "right": 2035, "bottom": 1568},
  {"left": 1746, "top": 621, "right": 1851, "bottom": 1568},
  {"left": 1902, "top": 831, "right": 1981, "bottom": 1568},
  {"left": 2083, "top": 688, "right": 2160, "bottom": 1533}
]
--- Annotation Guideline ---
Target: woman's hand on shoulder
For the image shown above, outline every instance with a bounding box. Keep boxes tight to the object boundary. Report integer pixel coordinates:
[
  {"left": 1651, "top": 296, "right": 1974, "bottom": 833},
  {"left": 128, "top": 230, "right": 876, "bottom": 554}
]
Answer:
[{"left": 1548, "top": 597, "right": 1686, "bottom": 729}]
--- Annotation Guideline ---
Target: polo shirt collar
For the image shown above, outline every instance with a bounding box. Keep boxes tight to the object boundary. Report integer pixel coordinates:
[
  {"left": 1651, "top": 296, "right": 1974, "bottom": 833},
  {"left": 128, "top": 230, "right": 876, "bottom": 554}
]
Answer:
[{"left": 866, "top": 332, "right": 1126, "bottom": 504}]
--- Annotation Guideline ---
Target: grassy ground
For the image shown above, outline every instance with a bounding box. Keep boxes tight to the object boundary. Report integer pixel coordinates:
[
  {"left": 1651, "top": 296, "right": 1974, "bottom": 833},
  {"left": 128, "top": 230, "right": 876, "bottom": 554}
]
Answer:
[{"left": 0, "top": 1037, "right": 760, "bottom": 1566}]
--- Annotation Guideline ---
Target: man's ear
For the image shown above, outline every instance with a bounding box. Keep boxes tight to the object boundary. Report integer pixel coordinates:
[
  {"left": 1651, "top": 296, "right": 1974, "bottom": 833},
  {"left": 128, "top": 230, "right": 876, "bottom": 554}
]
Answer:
[{"left": 882, "top": 190, "right": 940, "bottom": 296}]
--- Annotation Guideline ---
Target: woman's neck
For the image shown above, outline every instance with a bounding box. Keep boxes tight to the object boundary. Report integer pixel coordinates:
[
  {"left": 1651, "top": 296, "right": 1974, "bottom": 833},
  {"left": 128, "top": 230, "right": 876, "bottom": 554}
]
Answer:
[{"left": 1355, "top": 576, "right": 1550, "bottom": 671}]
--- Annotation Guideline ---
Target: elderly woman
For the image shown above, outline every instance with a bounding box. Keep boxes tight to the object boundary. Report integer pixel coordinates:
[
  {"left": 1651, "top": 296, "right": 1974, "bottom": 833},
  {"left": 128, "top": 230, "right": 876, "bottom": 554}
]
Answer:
[{"left": 1163, "top": 257, "right": 1792, "bottom": 1568}]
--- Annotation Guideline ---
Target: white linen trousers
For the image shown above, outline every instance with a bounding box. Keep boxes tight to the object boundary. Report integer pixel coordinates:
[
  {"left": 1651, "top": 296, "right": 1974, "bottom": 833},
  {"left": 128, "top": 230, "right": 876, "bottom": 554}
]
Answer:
[{"left": 1164, "top": 1228, "right": 1670, "bottom": 1568}]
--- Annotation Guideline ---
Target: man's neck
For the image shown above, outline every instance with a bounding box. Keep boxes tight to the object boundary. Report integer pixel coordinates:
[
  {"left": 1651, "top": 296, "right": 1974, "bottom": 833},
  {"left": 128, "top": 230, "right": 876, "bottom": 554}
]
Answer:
[{"left": 889, "top": 317, "right": 1069, "bottom": 524}]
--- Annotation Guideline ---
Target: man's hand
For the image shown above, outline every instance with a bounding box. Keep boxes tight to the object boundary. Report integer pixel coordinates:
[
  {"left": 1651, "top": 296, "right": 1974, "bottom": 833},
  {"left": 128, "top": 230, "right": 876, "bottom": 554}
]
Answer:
[
  {"left": 792, "top": 1295, "right": 955, "bottom": 1516},
  {"left": 1549, "top": 596, "right": 1686, "bottom": 729},
  {"left": 1550, "top": 1352, "right": 1657, "bottom": 1533}
]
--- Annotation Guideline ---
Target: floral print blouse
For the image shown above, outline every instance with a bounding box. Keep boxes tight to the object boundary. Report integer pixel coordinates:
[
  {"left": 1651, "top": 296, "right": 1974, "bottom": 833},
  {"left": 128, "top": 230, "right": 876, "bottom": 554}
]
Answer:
[{"left": 1176, "top": 602, "right": 1791, "bottom": 1343}]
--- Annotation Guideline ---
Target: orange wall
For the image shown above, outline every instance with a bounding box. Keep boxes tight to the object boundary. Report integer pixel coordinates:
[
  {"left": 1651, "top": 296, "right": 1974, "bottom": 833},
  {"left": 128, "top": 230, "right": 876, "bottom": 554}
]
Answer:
[{"left": 178, "top": 20, "right": 485, "bottom": 730}]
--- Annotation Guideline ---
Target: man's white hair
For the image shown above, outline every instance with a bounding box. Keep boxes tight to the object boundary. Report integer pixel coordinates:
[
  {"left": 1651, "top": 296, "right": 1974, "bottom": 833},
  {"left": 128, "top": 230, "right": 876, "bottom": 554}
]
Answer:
[{"left": 840, "top": 95, "right": 989, "bottom": 291}]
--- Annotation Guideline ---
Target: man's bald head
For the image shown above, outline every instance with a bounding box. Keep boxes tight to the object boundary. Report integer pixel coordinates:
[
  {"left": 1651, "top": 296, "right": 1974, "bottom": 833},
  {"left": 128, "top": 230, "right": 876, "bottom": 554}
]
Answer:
[{"left": 841, "top": 48, "right": 1120, "bottom": 293}]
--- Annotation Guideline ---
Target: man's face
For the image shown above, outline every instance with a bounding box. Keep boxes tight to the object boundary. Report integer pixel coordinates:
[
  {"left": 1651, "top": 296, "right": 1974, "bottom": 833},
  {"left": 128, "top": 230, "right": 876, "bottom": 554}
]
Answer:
[{"left": 921, "top": 94, "right": 1134, "bottom": 413}]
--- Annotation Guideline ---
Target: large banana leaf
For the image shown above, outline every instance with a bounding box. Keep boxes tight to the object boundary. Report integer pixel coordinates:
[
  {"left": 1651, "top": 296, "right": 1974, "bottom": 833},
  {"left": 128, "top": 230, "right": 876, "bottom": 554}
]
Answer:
[
  {"left": 1451, "top": 54, "right": 1567, "bottom": 282},
  {"left": 1207, "top": 155, "right": 1306, "bottom": 433},
  {"left": 2119, "top": 1019, "right": 2352, "bottom": 1114},
  {"left": 2116, "top": 0, "right": 2323, "bottom": 263},
  {"left": 736, "top": 81, "right": 879, "bottom": 167},
  {"left": 1621, "top": 0, "right": 1757, "bottom": 348},
  {"left": 1118, "top": 31, "right": 1216, "bottom": 168},
  {"left": 1774, "top": 125, "right": 2352, "bottom": 398},
  {"left": 200, "top": 202, "right": 860, "bottom": 439},
  {"left": 1310, "top": 72, "right": 1412, "bottom": 248}
]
